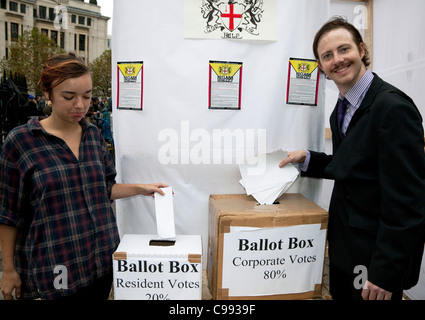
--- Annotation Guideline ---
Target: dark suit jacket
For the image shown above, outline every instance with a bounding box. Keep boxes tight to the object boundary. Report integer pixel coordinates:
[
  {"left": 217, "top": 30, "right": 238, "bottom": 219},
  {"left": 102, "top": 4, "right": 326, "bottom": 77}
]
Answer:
[{"left": 304, "top": 73, "right": 425, "bottom": 292}]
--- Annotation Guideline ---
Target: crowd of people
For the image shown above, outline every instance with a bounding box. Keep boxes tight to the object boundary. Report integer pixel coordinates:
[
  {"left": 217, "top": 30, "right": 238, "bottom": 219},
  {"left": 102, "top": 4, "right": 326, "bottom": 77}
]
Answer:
[
  {"left": 25, "top": 93, "right": 113, "bottom": 144},
  {"left": 30, "top": 95, "right": 112, "bottom": 120}
]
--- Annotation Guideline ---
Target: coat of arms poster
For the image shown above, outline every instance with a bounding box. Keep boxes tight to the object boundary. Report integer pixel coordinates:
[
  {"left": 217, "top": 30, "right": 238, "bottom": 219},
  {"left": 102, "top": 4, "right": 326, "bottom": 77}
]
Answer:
[{"left": 184, "top": 0, "right": 277, "bottom": 41}]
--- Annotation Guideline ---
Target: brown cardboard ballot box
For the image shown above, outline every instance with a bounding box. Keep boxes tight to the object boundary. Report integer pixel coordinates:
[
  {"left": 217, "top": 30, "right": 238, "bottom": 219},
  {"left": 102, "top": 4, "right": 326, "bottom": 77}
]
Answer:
[{"left": 207, "top": 193, "right": 328, "bottom": 300}]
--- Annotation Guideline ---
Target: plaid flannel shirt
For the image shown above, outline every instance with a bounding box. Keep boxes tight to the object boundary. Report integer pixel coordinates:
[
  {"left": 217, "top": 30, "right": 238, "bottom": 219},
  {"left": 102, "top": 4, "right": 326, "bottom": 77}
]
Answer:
[{"left": 0, "top": 117, "right": 119, "bottom": 299}]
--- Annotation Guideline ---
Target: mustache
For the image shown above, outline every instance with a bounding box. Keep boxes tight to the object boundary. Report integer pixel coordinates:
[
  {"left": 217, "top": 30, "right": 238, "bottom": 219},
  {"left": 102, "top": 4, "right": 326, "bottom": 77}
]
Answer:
[{"left": 331, "top": 63, "right": 351, "bottom": 72}]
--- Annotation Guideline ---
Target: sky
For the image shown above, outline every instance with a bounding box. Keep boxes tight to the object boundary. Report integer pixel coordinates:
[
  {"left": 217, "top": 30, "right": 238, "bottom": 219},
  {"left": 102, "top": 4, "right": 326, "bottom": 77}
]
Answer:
[{"left": 96, "top": 0, "right": 114, "bottom": 35}]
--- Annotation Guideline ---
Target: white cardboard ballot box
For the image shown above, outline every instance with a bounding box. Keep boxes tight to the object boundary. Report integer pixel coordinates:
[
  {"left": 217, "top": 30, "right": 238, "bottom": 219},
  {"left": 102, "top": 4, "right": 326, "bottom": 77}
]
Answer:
[
  {"left": 113, "top": 234, "right": 202, "bottom": 300},
  {"left": 208, "top": 194, "right": 328, "bottom": 300}
]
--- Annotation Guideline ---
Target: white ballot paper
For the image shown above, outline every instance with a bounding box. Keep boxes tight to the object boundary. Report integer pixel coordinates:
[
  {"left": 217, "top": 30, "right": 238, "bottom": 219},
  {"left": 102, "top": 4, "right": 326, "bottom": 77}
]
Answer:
[
  {"left": 239, "top": 150, "right": 300, "bottom": 205},
  {"left": 154, "top": 187, "right": 176, "bottom": 239}
]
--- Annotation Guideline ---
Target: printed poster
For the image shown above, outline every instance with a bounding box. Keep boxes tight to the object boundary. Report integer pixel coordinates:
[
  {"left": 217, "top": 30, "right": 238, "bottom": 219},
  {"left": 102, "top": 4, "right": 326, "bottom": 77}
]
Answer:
[
  {"left": 286, "top": 58, "right": 320, "bottom": 106},
  {"left": 117, "top": 61, "right": 143, "bottom": 110},
  {"left": 209, "top": 61, "right": 243, "bottom": 110},
  {"left": 184, "top": 0, "right": 277, "bottom": 41}
]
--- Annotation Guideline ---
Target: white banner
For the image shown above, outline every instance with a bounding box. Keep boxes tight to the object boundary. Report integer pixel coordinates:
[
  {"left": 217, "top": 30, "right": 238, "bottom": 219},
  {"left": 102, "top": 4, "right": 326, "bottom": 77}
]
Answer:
[
  {"left": 222, "top": 224, "right": 327, "bottom": 297},
  {"left": 184, "top": 0, "right": 277, "bottom": 41},
  {"left": 112, "top": 0, "right": 329, "bottom": 262}
]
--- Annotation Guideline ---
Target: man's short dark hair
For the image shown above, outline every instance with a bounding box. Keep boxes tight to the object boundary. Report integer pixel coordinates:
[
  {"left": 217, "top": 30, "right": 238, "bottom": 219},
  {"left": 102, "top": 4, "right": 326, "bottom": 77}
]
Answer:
[{"left": 313, "top": 16, "right": 371, "bottom": 67}]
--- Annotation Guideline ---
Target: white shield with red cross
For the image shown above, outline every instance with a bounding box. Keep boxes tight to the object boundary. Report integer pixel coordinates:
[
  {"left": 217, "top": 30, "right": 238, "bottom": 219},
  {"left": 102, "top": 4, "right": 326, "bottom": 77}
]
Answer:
[{"left": 219, "top": 2, "right": 244, "bottom": 32}]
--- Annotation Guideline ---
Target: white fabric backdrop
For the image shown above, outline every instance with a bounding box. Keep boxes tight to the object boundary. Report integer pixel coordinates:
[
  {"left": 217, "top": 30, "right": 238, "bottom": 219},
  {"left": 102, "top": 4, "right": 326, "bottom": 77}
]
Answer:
[{"left": 111, "top": 0, "right": 329, "bottom": 261}]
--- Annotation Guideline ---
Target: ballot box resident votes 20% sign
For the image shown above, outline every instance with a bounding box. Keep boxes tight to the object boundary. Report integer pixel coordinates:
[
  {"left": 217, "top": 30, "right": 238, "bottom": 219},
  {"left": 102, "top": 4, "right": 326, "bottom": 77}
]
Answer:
[{"left": 113, "top": 234, "right": 202, "bottom": 300}]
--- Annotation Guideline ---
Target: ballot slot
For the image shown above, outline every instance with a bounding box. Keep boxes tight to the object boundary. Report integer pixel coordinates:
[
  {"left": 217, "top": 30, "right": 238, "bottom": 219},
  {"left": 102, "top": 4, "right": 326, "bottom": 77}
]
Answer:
[{"left": 149, "top": 239, "right": 176, "bottom": 247}]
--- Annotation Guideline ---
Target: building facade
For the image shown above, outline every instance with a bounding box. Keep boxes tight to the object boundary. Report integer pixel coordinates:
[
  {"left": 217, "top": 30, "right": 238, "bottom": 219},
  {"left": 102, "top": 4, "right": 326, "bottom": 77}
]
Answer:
[{"left": 0, "top": 0, "right": 110, "bottom": 63}]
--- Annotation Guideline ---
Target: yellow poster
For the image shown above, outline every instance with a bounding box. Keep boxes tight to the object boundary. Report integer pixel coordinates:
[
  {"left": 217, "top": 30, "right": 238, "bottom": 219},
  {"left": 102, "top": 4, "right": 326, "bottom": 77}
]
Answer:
[
  {"left": 287, "top": 58, "right": 320, "bottom": 106},
  {"left": 117, "top": 61, "right": 144, "bottom": 110},
  {"left": 209, "top": 60, "right": 243, "bottom": 110}
]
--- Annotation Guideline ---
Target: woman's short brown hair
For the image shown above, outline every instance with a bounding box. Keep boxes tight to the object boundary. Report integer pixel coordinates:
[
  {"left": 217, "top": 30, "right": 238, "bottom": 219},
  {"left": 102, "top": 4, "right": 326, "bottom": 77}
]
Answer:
[
  {"left": 38, "top": 52, "right": 90, "bottom": 97},
  {"left": 313, "top": 16, "right": 370, "bottom": 67}
]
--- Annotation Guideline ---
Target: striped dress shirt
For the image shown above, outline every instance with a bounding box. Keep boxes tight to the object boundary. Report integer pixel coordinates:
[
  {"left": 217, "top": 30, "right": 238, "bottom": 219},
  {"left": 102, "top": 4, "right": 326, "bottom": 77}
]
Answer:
[
  {"left": 300, "top": 69, "right": 375, "bottom": 171},
  {"left": 339, "top": 69, "right": 375, "bottom": 135}
]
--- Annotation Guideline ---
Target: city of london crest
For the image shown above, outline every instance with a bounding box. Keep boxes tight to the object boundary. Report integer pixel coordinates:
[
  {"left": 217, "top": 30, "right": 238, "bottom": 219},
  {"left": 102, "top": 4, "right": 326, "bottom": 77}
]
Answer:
[{"left": 201, "top": 0, "right": 265, "bottom": 39}]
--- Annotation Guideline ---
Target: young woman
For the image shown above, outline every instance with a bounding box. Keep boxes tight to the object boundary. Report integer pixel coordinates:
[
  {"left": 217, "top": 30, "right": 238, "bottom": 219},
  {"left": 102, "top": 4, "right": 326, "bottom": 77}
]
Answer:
[{"left": 0, "top": 53, "right": 168, "bottom": 300}]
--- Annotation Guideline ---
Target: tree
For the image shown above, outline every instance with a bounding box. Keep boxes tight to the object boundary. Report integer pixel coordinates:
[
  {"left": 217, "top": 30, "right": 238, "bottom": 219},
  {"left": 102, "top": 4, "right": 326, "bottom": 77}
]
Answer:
[
  {"left": 90, "top": 49, "right": 111, "bottom": 98},
  {"left": 0, "top": 27, "right": 65, "bottom": 95}
]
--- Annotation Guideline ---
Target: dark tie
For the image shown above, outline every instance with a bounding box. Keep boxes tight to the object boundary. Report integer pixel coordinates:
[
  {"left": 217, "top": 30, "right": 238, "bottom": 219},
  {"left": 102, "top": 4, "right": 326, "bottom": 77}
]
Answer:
[{"left": 337, "top": 98, "right": 349, "bottom": 139}]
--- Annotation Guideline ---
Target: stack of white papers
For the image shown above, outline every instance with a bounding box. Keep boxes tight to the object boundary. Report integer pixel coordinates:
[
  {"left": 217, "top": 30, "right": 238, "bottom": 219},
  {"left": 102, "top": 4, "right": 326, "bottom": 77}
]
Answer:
[{"left": 239, "top": 150, "right": 300, "bottom": 205}]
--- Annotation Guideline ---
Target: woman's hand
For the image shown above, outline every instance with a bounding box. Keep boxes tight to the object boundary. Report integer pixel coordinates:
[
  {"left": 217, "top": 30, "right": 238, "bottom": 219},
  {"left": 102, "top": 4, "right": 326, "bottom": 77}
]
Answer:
[
  {"left": 111, "top": 183, "right": 169, "bottom": 200},
  {"left": 138, "top": 183, "right": 169, "bottom": 197},
  {"left": 0, "top": 269, "right": 21, "bottom": 300}
]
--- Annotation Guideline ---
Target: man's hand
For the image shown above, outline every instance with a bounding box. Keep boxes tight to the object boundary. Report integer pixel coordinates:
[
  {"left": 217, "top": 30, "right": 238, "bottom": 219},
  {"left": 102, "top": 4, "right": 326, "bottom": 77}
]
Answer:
[
  {"left": 362, "top": 280, "right": 393, "bottom": 300},
  {"left": 279, "top": 150, "right": 307, "bottom": 168}
]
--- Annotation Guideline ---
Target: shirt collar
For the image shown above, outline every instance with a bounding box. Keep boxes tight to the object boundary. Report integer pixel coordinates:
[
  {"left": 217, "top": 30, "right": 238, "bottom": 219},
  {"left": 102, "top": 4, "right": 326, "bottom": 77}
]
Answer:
[{"left": 339, "top": 69, "right": 374, "bottom": 107}]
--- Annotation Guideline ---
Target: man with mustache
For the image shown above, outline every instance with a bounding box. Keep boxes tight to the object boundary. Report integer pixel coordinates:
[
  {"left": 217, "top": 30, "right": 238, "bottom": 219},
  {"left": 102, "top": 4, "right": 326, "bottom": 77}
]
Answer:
[{"left": 280, "top": 17, "right": 425, "bottom": 300}]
